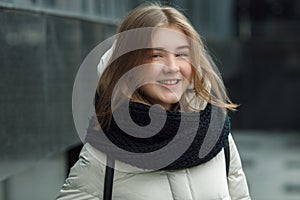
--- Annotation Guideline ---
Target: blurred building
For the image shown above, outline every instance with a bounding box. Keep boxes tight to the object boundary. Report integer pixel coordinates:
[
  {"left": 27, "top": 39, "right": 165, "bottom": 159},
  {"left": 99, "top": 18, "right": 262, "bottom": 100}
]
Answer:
[{"left": 0, "top": 0, "right": 299, "bottom": 199}]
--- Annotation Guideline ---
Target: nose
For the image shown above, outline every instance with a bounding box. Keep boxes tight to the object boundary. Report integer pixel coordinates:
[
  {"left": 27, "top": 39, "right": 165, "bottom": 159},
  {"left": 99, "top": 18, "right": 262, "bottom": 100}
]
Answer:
[{"left": 163, "top": 54, "right": 180, "bottom": 73}]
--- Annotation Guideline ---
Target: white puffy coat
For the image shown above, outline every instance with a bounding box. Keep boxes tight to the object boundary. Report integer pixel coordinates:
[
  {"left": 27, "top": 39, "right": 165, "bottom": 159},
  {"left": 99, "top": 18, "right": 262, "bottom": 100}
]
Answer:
[{"left": 56, "top": 134, "right": 250, "bottom": 200}]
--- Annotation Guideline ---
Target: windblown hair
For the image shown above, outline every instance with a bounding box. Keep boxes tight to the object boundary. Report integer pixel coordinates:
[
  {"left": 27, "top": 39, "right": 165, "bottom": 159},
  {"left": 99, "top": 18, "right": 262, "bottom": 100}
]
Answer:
[{"left": 95, "top": 2, "right": 238, "bottom": 129}]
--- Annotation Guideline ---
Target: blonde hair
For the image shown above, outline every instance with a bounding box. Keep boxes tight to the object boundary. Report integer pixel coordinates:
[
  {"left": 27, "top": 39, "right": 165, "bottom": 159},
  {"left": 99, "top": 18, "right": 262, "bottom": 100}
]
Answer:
[{"left": 96, "top": 3, "right": 238, "bottom": 128}]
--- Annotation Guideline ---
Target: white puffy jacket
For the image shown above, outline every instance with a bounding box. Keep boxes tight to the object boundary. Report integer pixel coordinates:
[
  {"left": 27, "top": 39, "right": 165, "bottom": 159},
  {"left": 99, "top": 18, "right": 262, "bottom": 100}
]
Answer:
[{"left": 56, "top": 134, "right": 250, "bottom": 200}]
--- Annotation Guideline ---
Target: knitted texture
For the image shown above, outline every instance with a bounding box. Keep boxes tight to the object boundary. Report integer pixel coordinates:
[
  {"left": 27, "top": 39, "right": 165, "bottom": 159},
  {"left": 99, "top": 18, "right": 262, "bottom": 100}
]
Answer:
[{"left": 86, "top": 102, "right": 231, "bottom": 170}]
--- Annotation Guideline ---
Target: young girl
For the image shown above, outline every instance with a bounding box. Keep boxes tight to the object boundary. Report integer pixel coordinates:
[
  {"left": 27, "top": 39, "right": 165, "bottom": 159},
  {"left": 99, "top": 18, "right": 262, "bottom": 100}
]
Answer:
[{"left": 57, "top": 3, "right": 250, "bottom": 200}]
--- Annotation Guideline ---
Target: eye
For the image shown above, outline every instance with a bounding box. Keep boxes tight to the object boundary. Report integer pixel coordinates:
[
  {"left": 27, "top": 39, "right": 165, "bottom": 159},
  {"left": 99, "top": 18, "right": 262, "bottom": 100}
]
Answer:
[
  {"left": 176, "top": 52, "right": 189, "bottom": 57},
  {"left": 152, "top": 53, "right": 162, "bottom": 58}
]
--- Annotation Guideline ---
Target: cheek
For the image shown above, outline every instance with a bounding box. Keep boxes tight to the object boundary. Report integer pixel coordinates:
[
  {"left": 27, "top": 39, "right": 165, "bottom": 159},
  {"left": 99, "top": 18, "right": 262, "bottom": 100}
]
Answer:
[
  {"left": 181, "top": 64, "right": 192, "bottom": 82},
  {"left": 144, "top": 66, "right": 162, "bottom": 79},
  {"left": 137, "top": 66, "right": 160, "bottom": 82}
]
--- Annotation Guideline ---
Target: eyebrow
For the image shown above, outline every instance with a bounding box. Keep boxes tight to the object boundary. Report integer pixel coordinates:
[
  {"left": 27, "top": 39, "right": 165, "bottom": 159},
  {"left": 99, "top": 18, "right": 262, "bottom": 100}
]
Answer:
[
  {"left": 153, "top": 45, "right": 190, "bottom": 51},
  {"left": 177, "top": 45, "right": 190, "bottom": 50}
]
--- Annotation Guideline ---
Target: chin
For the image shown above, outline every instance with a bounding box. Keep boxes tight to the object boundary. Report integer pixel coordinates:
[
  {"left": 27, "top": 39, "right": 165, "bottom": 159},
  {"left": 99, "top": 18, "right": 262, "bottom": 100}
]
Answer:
[
  {"left": 164, "top": 93, "right": 183, "bottom": 103},
  {"left": 160, "top": 98, "right": 181, "bottom": 106}
]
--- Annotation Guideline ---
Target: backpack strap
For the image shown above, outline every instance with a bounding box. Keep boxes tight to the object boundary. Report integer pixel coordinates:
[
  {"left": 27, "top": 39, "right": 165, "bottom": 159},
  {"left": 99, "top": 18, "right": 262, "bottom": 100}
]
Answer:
[
  {"left": 224, "top": 137, "right": 230, "bottom": 177},
  {"left": 103, "top": 156, "right": 115, "bottom": 200}
]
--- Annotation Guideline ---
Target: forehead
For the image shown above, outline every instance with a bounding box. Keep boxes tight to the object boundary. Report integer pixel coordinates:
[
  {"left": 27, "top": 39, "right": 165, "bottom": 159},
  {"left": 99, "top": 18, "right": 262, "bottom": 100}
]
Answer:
[{"left": 151, "top": 26, "right": 190, "bottom": 50}]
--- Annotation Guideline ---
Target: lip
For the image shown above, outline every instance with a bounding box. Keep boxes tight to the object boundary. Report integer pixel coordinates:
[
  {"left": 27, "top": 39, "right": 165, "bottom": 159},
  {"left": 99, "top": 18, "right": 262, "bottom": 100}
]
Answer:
[{"left": 157, "top": 79, "right": 181, "bottom": 87}]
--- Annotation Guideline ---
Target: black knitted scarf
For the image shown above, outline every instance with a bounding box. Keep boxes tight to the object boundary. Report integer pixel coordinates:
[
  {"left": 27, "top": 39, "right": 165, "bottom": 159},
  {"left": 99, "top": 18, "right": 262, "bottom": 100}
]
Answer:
[{"left": 85, "top": 101, "right": 231, "bottom": 171}]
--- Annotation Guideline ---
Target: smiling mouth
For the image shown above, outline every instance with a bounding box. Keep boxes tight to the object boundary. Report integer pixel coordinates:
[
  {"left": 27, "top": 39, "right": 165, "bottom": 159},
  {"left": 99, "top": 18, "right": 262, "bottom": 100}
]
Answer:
[{"left": 157, "top": 79, "right": 181, "bottom": 85}]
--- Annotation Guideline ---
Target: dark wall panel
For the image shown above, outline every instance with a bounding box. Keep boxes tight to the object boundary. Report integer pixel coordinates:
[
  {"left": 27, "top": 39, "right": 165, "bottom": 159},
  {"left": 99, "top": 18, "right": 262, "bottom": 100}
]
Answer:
[{"left": 0, "top": 8, "right": 116, "bottom": 180}]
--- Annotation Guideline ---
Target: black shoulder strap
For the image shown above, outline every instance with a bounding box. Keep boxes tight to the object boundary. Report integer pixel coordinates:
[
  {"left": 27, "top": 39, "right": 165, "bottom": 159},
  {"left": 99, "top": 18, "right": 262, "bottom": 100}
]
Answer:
[
  {"left": 224, "top": 137, "right": 230, "bottom": 177},
  {"left": 103, "top": 156, "right": 115, "bottom": 200}
]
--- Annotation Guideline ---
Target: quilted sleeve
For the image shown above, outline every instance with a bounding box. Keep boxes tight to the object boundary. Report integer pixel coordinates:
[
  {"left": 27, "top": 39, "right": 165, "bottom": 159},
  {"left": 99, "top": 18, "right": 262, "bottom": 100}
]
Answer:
[
  {"left": 56, "top": 145, "right": 105, "bottom": 200},
  {"left": 227, "top": 134, "right": 251, "bottom": 200}
]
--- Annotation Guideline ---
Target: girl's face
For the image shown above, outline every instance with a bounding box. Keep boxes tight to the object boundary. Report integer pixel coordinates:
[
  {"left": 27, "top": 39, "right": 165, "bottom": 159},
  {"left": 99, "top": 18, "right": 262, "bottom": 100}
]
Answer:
[{"left": 140, "top": 26, "right": 192, "bottom": 110}]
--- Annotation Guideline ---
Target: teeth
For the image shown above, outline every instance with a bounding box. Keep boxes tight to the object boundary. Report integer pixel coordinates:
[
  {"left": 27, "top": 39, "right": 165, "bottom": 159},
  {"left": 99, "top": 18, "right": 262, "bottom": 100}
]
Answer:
[{"left": 158, "top": 80, "right": 179, "bottom": 85}]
